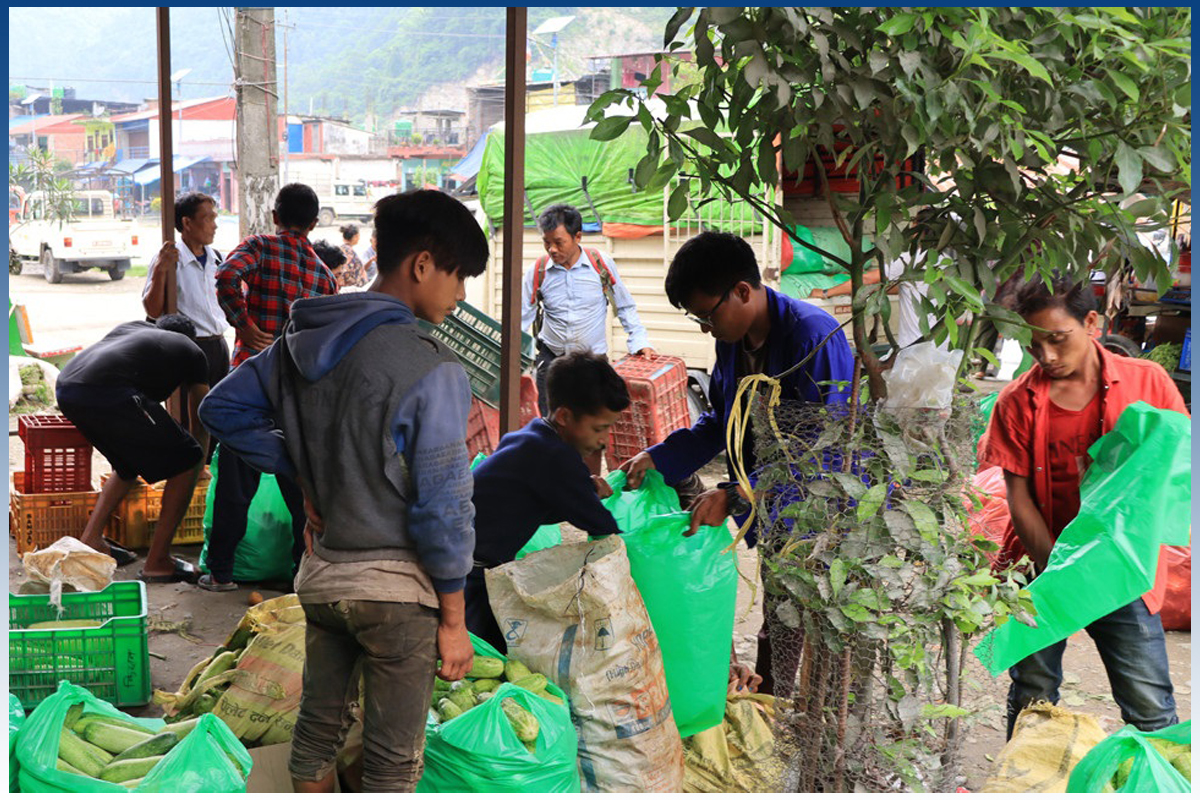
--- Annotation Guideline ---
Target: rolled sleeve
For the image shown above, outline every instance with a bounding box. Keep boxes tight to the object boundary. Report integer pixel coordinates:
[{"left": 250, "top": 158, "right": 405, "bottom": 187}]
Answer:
[
  {"left": 979, "top": 389, "right": 1032, "bottom": 477},
  {"left": 395, "top": 363, "right": 476, "bottom": 592}
]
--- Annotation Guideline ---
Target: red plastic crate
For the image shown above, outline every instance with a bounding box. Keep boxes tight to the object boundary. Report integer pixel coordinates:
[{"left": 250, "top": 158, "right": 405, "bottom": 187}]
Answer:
[
  {"left": 465, "top": 376, "right": 539, "bottom": 460},
  {"left": 18, "top": 414, "right": 93, "bottom": 494},
  {"left": 607, "top": 354, "right": 691, "bottom": 465}
]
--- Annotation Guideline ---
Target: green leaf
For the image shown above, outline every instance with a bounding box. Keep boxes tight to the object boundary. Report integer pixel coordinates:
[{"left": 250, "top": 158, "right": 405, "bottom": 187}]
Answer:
[
  {"left": 590, "top": 115, "right": 634, "bottom": 142},
  {"left": 856, "top": 483, "right": 887, "bottom": 522},
  {"left": 1114, "top": 142, "right": 1144, "bottom": 196},
  {"left": 829, "top": 559, "right": 847, "bottom": 596},
  {"left": 664, "top": 6, "right": 696, "bottom": 48},
  {"left": 989, "top": 49, "right": 1053, "bottom": 85},
  {"left": 1104, "top": 68, "right": 1140, "bottom": 103},
  {"left": 667, "top": 182, "right": 690, "bottom": 220},
  {"left": 878, "top": 13, "right": 918, "bottom": 37},
  {"left": 682, "top": 126, "right": 732, "bottom": 158},
  {"left": 902, "top": 500, "right": 939, "bottom": 541}
]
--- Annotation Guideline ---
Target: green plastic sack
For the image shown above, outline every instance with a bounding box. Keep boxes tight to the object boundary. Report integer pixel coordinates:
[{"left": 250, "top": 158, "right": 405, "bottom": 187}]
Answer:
[
  {"left": 16, "top": 681, "right": 252, "bottom": 793},
  {"left": 976, "top": 403, "right": 1192, "bottom": 675},
  {"left": 1067, "top": 720, "right": 1191, "bottom": 793},
  {"left": 602, "top": 470, "right": 738, "bottom": 739},
  {"left": 417, "top": 633, "right": 580, "bottom": 792},
  {"left": 10, "top": 693, "right": 25, "bottom": 792},
  {"left": 470, "top": 452, "right": 563, "bottom": 560},
  {"left": 199, "top": 443, "right": 295, "bottom": 582}
]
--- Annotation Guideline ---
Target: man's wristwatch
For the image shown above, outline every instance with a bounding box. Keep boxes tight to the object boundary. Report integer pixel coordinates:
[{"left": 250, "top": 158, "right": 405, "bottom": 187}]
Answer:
[{"left": 718, "top": 482, "right": 752, "bottom": 517}]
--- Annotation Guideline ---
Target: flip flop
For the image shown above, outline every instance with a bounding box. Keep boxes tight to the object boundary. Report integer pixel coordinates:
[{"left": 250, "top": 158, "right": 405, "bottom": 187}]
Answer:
[
  {"left": 102, "top": 538, "right": 138, "bottom": 568},
  {"left": 197, "top": 573, "right": 239, "bottom": 593},
  {"left": 137, "top": 556, "right": 200, "bottom": 585}
]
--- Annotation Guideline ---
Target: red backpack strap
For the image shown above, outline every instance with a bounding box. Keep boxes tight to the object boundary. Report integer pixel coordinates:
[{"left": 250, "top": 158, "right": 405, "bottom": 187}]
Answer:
[
  {"left": 585, "top": 248, "right": 618, "bottom": 309},
  {"left": 531, "top": 254, "right": 550, "bottom": 298}
]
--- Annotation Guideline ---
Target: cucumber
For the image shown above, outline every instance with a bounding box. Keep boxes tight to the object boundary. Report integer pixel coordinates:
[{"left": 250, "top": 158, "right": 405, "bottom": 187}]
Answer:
[
  {"left": 535, "top": 689, "right": 564, "bottom": 705},
  {"left": 192, "top": 692, "right": 219, "bottom": 716},
  {"left": 80, "top": 720, "right": 155, "bottom": 755},
  {"left": 119, "top": 778, "right": 143, "bottom": 788},
  {"left": 466, "top": 656, "right": 505, "bottom": 679},
  {"left": 504, "top": 659, "right": 532, "bottom": 683},
  {"left": 98, "top": 755, "right": 165, "bottom": 784},
  {"left": 159, "top": 717, "right": 201, "bottom": 740},
  {"left": 73, "top": 713, "right": 156, "bottom": 736},
  {"left": 512, "top": 674, "right": 548, "bottom": 693},
  {"left": 110, "top": 731, "right": 179, "bottom": 763},
  {"left": 472, "top": 678, "right": 501, "bottom": 694},
  {"left": 438, "top": 697, "right": 464, "bottom": 721},
  {"left": 195, "top": 649, "right": 239, "bottom": 688},
  {"left": 58, "top": 728, "right": 109, "bottom": 777},
  {"left": 56, "top": 757, "right": 90, "bottom": 776},
  {"left": 62, "top": 702, "right": 85, "bottom": 731}
]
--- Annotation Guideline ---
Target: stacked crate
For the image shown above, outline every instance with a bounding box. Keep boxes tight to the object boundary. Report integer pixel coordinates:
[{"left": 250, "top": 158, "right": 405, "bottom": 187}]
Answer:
[
  {"left": 607, "top": 355, "right": 691, "bottom": 465},
  {"left": 10, "top": 415, "right": 98, "bottom": 555}
]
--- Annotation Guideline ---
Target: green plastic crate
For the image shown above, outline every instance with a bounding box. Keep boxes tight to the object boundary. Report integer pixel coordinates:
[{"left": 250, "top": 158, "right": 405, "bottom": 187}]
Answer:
[
  {"left": 9, "top": 581, "right": 150, "bottom": 710},
  {"left": 418, "top": 301, "right": 535, "bottom": 408}
]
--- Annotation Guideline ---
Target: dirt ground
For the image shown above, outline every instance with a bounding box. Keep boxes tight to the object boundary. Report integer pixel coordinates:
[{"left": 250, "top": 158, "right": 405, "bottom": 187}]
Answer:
[{"left": 7, "top": 267, "right": 1191, "bottom": 791}]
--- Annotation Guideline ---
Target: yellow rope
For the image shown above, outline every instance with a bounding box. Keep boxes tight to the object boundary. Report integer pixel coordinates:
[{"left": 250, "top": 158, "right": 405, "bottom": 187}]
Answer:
[{"left": 723, "top": 372, "right": 786, "bottom": 553}]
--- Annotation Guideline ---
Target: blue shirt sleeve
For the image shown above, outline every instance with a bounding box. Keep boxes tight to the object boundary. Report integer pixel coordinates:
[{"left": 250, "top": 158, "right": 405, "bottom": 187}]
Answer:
[
  {"left": 197, "top": 343, "right": 297, "bottom": 479},
  {"left": 647, "top": 356, "right": 729, "bottom": 484},
  {"left": 393, "top": 362, "right": 476, "bottom": 593}
]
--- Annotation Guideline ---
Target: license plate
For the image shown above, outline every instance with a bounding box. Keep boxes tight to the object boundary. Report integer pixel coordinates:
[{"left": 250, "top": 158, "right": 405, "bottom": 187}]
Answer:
[{"left": 91, "top": 240, "right": 112, "bottom": 247}]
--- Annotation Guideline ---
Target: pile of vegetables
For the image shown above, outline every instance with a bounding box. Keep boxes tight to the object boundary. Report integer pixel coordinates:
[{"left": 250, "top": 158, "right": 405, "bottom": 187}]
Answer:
[
  {"left": 1143, "top": 342, "right": 1183, "bottom": 372},
  {"left": 431, "top": 657, "right": 557, "bottom": 751},
  {"left": 54, "top": 703, "right": 238, "bottom": 789},
  {"left": 158, "top": 641, "right": 246, "bottom": 723},
  {"left": 1106, "top": 738, "right": 1190, "bottom": 791}
]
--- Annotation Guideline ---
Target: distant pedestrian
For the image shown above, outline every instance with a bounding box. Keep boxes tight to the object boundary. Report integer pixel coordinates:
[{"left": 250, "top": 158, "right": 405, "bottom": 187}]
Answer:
[{"left": 337, "top": 223, "right": 367, "bottom": 289}]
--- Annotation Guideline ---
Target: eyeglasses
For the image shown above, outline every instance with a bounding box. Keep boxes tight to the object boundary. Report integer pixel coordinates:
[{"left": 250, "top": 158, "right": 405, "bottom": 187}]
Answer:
[{"left": 684, "top": 289, "right": 732, "bottom": 327}]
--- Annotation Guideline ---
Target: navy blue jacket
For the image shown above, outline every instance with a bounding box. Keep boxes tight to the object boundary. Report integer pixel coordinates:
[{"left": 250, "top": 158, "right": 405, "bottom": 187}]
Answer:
[{"left": 647, "top": 286, "right": 855, "bottom": 544}]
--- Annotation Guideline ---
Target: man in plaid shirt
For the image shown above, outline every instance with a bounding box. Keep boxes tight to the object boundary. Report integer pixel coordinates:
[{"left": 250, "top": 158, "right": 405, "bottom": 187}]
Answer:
[{"left": 201, "top": 183, "right": 338, "bottom": 591}]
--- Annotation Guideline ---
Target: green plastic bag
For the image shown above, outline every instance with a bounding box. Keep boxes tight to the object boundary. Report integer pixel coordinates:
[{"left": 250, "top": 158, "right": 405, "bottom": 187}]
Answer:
[
  {"left": 417, "top": 633, "right": 580, "bottom": 792},
  {"left": 16, "top": 681, "right": 252, "bottom": 793},
  {"left": 199, "top": 443, "right": 296, "bottom": 582},
  {"left": 470, "top": 452, "right": 563, "bottom": 560},
  {"left": 602, "top": 470, "right": 738, "bottom": 739},
  {"left": 976, "top": 403, "right": 1192, "bottom": 675},
  {"left": 1067, "top": 720, "right": 1191, "bottom": 793},
  {"left": 10, "top": 693, "right": 25, "bottom": 792}
]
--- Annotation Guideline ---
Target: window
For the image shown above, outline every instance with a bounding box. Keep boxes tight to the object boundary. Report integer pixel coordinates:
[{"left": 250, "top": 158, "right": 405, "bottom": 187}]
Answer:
[
  {"left": 352, "top": 185, "right": 367, "bottom": 197},
  {"left": 91, "top": 198, "right": 105, "bottom": 216},
  {"left": 335, "top": 185, "right": 349, "bottom": 196}
]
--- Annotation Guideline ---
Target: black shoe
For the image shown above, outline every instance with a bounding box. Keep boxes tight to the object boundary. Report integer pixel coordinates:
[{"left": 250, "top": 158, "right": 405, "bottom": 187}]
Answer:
[{"left": 102, "top": 538, "right": 138, "bottom": 567}]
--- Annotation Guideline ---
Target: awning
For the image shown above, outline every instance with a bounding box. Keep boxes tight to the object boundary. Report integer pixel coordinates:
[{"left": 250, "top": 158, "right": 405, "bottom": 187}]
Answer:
[
  {"left": 132, "top": 155, "right": 212, "bottom": 185},
  {"left": 448, "top": 132, "right": 488, "bottom": 181},
  {"left": 109, "top": 157, "right": 152, "bottom": 175}
]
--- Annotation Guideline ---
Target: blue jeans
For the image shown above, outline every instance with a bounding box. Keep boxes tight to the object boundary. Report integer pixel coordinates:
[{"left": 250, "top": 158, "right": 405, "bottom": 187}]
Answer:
[{"left": 1006, "top": 598, "right": 1177, "bottom": 739}]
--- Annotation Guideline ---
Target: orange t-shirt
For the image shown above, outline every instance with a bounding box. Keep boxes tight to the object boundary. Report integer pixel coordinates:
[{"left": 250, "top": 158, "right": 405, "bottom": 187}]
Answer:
[{"left": 979, "top": 340, "right": 1188, "bottom": 615}]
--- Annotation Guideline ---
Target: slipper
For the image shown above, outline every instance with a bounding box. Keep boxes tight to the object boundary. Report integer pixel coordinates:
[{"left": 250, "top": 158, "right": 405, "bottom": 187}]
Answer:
[
  {"left": 197, "top": 573, "right": 239, "bottom": 593},
  {"left": 137, "top": 556, "right": 200, "bottom": 585},
  {"left": 102, "top": 538, "right": 138, "bottom": 568}
]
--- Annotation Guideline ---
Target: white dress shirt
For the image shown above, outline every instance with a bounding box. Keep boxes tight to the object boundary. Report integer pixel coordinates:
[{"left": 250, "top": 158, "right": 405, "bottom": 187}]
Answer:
[{"left": 142, "top": 239, "right": 230, "bottom": 337}]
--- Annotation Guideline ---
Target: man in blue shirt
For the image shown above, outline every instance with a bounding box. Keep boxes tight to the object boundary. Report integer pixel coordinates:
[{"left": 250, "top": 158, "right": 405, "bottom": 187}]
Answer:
[
  {"left": 522, "top": 205, "right": 654, "bottom": 474},
  {"left": 623, "top": 230, "right": 855, "bottom": 694},
  {"left": 466, "top": 351, "right": 626, "bottom": 651}
]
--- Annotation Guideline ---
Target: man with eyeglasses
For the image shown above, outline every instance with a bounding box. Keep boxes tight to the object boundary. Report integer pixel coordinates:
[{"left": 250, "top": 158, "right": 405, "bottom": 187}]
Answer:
[
  {"left": 621, "top": 230, "right": 855, "bottom": 695},
  {"left": 979, "top": 274, "right": 1186, "bottom": 741}
]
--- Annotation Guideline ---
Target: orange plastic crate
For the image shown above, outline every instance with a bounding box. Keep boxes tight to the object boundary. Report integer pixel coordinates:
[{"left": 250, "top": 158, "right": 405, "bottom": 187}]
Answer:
[
  {"left": 607, "top": 355, "right": 691, "bottom": 465},
  {"left": 9, "top": 471, "right": 100, "bottom": 555},
  {"left": 103, "top": 469, "right": 211, "bottom": 548},
  {"left": 17, "top": 414, "right": 93, "bottom": 494}
]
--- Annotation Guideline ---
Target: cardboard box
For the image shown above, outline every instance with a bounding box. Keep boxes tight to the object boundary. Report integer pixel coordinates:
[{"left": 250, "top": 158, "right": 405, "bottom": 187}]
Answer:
[{"left": 246, "top": 742, "right": 341, "bottom": 793}]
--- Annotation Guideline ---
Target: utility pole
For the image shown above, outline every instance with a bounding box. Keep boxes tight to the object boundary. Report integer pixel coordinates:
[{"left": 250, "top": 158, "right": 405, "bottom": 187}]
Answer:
[
  {"left": 234, "top": 7, "right": 279, "bottom": 238},
  {"left": 281, "top": 9, "right": 290, "bottom": 184}
]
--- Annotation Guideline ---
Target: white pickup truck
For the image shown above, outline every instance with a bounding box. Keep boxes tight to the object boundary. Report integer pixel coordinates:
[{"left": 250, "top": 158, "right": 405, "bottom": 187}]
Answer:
[{"left": 9, "top": 189, "right": 138, "bottom": 283}]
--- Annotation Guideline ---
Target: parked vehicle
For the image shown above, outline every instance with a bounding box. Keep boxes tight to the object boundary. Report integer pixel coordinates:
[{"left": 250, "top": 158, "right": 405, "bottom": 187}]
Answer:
[
  {"left": 315, "top": 180, "right": 396, "bottom": 227},
  {"left": 9, "top": 190, "right": 137, "bottom": 283}
]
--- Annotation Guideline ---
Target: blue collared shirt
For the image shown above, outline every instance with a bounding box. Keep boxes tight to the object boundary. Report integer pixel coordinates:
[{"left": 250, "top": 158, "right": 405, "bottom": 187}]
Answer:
[{"left": 520, "top": 248, "right": 651, "bottom": 356}]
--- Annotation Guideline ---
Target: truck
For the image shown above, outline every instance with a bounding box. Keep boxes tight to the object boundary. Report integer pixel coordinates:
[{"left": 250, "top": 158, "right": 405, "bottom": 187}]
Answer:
[{"left": 9, "top": 189, "right": 138, "bottom": 283}]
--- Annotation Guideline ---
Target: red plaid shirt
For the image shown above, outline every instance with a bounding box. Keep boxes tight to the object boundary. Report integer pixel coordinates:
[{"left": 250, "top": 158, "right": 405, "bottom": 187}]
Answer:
[{"left": 216, "top": 231, "right": 338, "bottom": 366}]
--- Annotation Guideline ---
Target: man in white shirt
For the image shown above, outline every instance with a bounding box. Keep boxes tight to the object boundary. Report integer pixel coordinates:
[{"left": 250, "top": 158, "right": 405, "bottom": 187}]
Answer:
[{"left": 142, "top": 192, "right": 230, "bottom": 457}]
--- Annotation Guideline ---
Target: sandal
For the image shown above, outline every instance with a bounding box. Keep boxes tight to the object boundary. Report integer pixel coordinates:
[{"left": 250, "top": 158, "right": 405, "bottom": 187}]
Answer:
[
  {"left": 102, "top": 538, "right": 138, "bottom": 568},
  {"left": 197, "top": 573, "right": 239, "bottom": 592},
  {"left": 137, "top": 556, "right": 200, "bottom": 584}
]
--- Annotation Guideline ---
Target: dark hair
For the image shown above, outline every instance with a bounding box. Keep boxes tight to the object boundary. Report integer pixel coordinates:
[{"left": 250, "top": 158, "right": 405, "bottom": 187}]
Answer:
[
  {"left": 372, "top": 189, "right": 487, "bottom": 278},
  {"left": 311, "top": 239, "right": 346, "bottom": 272},
  {"left": 155, "top": 313, "right": 197, "bottom": 340},
  {"left": 546, "top": 351, "right": 631, "bottom": 416},
  {"left": 537, "top": 204, "right": 583, "bottom": 238},
  {"left": 274, "top": 183, "right": 320, "bottom": 230},
  {"left": 174, "top": 191, "right": 215, "bottom": 233},
  {"left": 339, "top": 223, "right": 359, "bottom": 241},
  {"left": 664, "top": 231, "right": 762, "bottom": 308},
  {"left": 1012, "top": 273, "right": 1097, "bottom": 323}
]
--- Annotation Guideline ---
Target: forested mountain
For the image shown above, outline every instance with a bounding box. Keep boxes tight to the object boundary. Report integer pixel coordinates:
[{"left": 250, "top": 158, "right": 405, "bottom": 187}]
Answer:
[{"left": 9, "top": 7, "right": 674, "bottom": 125}]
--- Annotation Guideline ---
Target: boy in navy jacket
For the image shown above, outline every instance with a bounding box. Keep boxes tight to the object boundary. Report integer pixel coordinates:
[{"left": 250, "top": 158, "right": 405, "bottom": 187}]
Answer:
[
  {"left": 622, "top": 230, "right": 855, "bottom": 695},
  {"left": 466, "top": 352, "right": 626, "bottom": 651}
]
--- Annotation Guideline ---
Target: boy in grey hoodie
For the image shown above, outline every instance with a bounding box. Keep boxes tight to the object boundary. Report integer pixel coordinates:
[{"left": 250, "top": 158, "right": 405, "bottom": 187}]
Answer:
[{"left": 199, "top": 190, "right": 484, "bottom": 792}]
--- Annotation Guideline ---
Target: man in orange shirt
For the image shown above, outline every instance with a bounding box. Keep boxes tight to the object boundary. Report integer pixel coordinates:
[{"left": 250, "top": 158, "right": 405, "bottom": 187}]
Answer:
[{"left": 981, "top": 275, "right": 1186, "bottom": 739}]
